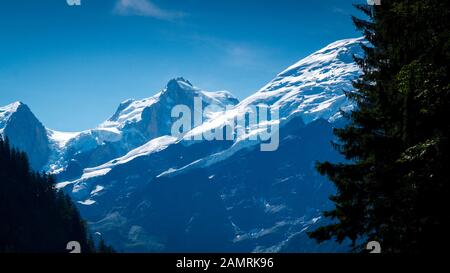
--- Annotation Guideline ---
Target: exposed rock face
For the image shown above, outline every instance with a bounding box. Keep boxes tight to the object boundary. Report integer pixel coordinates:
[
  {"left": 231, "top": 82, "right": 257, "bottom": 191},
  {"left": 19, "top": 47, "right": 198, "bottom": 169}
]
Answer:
[{"left": 2, "top": 102, "right": 50, "bottom": 170}]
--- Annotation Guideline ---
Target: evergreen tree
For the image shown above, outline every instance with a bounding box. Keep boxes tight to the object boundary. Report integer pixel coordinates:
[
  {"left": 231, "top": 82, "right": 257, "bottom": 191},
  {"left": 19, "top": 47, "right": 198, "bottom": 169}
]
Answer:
[
  {"left": 0, "top": 137, "right": 109, "bottom": 253},
  {"left": 97, "top": 238, "right": 116, "bottom": 253},
  {"left": 309, "top": 0, "right": 450, "bottom": 253}
]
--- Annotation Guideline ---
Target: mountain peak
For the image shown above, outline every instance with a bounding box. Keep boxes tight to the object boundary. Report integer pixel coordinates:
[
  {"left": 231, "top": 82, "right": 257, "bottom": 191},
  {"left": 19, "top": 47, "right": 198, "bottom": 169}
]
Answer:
[
  {"left": 316, "top": 37, "right": 365, "bottom": 53},
  {"left": 165, "top": 77, "right": 194, "bottom": 94},
  {"left": 0, "top": 101, "right": 50, "bottom": 170},
  {"left": 0, "top": 101, "right": 35, "bottom": 122},
  {"left": 0, "top": 101, "right": 30, "bottom": 131},
  {"left": 14, "top": 101, "right": 30, "bottom": 112},
  {"left": 168, "top": 77, "right": 193, "bottom": 87},
  {"left": 239, "top": 37, "right": 365, "bottom": 125},
  {"left": 0, "top": 101, "right": 25, "bottom": 112},
  {"left": 277, "top": 37, "right": 365, "bottom": 79},
  {"left": 162, "top": 78, "right": 239, "bottom": 108}
]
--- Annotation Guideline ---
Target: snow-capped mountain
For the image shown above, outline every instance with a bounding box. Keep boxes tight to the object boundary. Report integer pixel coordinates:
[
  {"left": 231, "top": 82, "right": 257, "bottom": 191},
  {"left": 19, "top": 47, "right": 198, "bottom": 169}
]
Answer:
[
  {"left": 150, "top": 37, "right": 365, "bottom": 175},
  {"left": 55, "top": 38, "right": 364, "bottom": 252},
  {"left": 49, "top": 78, "right": 239, "bottom": 179},
  {"left": 1, "top": 37, "right": 364, "bottom": 252},
  {"left": 103, "top": 78, "right": 238, "bottom": 132},
  {"left": 0, "top": 101, "right": 21, "bottom": 133},
  {"left": 0, "top": 101, "right": 50, "bottom": 170},
  {"left": 244, "top": 37, "right": 364, "bottom": 123}
]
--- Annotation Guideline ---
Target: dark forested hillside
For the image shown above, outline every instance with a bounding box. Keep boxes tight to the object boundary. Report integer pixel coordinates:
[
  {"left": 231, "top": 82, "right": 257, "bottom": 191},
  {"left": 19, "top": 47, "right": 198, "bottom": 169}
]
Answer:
[{"left": 0, "top": 138, "right": 94, "bottom": 252}]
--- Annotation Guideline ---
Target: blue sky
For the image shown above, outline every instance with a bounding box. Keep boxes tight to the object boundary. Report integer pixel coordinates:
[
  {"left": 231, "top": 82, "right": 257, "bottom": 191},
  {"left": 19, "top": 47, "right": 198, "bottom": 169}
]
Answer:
[{"left": 0, "top": 0, "right": 365, "bottom": 131}]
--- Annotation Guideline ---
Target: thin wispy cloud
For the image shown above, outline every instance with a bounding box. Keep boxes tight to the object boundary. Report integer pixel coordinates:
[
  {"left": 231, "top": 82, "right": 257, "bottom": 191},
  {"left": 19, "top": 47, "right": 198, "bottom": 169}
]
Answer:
[
  {"left": 223, "top": 44, "right": 259, "bottom": 68},
  {"left": 185, "top": 34, "right": 270, "bottom": 69},
  {"left": 332, "top": 7, "right": 349, "bottom": 16},
  {"left": 114, "top": 0, "right": 185, "bottom": 21}
]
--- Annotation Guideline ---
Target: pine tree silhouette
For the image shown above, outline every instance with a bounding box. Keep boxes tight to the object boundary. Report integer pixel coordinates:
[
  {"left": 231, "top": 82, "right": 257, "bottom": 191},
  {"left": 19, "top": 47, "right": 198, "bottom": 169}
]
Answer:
[
  {"left": 308, "top": 0, "right": 450, "bottom": 253},
  {"left": 0, "top": 137, "right": 113, "bottom": 253}
]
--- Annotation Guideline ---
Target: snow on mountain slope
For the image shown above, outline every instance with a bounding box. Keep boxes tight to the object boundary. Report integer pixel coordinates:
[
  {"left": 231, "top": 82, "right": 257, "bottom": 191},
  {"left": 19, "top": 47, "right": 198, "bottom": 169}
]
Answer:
[
  {"left": 47, "top": 130, "right": 80, "bottom": 149},
  {"left": 100, "top": 78, "right": 238, "bottom": 131},
  {"left": 159, "top": 37, "right": 365, "bottom": 175},
  {"left": 0, "top": 101, "right": 22, "bottom": 134},
  {"left": 100, "top": 97, "right": 160, "bottom": 130},
  {"left": 50, "top": 78, "right": 239, "bottom": 175},
  {"left": 1, "top": 37, "right": 365, "bottom": 252},
  {"left": 60, "top": 37, "right": 365, "bottom": 196},
  {"left": 0, "top": 78, "right": 239, "bottom": 177},
  {"left": 0, "top": 101, "right": 51, "bottom": 170},
  {"left": 183, "top": 37, "right": 364, "bottom": 141},
  {"left": 1, "top": 102, "right": 70, "bottom": 171},
  {"left": 60, "top": 135, "right": 178, "bottom": 199},
  {"left": 249, "top": 37, "right": 365, "bottom": 123},
  {"left": 97, "top": 135, "right": 178, "bottom": 168},
  {"left": 52, "top": 37, "right": 365, "bottom": 252},
  {"left": 60, "top": 38, "right": 363, "bottom": 199}
]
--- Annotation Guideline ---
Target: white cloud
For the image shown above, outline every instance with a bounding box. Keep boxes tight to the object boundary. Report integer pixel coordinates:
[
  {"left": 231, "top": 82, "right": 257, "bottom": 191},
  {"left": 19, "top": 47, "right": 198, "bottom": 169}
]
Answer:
[{"left": 114, "top": 0, "right": 185, "bottom": 21}]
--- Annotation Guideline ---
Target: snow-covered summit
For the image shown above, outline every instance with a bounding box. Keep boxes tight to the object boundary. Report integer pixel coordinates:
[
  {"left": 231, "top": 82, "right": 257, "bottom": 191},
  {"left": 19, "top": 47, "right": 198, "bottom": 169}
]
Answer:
[
  {"left": 277, "top": 37, "right": 365, "bottom": 78},
  {"left": 183, "top": 38, "right": 365, "bottom": 145},
  {"left": 0, "top": 101, "right": 26, "bottom": 133},
  {"left": 241, "top": 37, "right": 366, "bottom": 123},
  {"left": 0, "top": 101, "right": 51, "bottom": 170},
  {"left": 100, "top": 77, "right": 238, "bottom": 131},
  {"left": 165, "top": 77, "right": 194, "bottom": 93},
  {"left": 0, "top": 101, "right": 23, "bottom": 113},
  {"left": 104, "top": 96, "right": 160, "bottom": 128}
]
